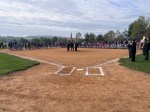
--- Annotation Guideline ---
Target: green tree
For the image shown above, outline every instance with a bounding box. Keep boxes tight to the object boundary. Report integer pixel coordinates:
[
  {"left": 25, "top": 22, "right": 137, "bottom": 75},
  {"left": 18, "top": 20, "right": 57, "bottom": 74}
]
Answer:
[
  {"left": 84, "top": 33, "right": 96, "bottom": 43},
  {"left": 51, "top": 36, "right": 58, "bottom": 43},
  {"left": 84, "top": 33, "right": 90, "bottom": 43},
  {"left": 58, "top": 37, "right": 67, "bottom": 42},
  {"left": 31, "top": 38, "right": 40, "bottom": 43},
  {"left": 96, "top": 34, "right": 103, "bottom": 42},
  {"left": 0, "top": 37, "right": 7, "bottom": 43},
  {"left": 128, "top": 16, "right": 149, "bottom": 40},
  {"left": 145, "top": 17, "right": 150, "bottom": 36},
  {"left": 103, "top": 30, "right": 115, "bottom": 41},
  {"left": 89, "top": 33, "right": 96, "bottom": 43},
  {"left": 18, "top": 38, "right": 29, "bottom": 44},
  {"left": 128, "top": 23, "right": 134, "bottom": 37},
  {"left": 132, "top": 16, "right": 148, "bottom": 40}
]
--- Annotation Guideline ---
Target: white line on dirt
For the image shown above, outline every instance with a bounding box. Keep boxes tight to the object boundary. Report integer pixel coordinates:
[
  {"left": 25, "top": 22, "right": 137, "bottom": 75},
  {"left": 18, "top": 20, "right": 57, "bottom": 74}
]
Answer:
[
  {"left": 99, "top": 67, "right": 104, "bottom": 76},
  {"left": 77, "top": 69, "right": 84, "bottom": 71},
  {"left": 94, "top": 58, "right": 119, "bottom": 67},
  {"left": 1, "top": 52, "right": 64, "bottom": 68},
  {"left": 54, "top": 66, "right": 65, "bottom": 74},
  {"left": 85, "top": 67, "right": 104, "bottom": 76},
  {"left": 68, "top": 67, "right": 76, "bottom": 75},
  {"left": 94, "top": 52, "right": 142, "bottom": 67},
  {"left": 85, "top": 67, "right": 89, "bottom": 75},
  {"left": 57, "top": 67, "right": 76, "bottom": 76}
]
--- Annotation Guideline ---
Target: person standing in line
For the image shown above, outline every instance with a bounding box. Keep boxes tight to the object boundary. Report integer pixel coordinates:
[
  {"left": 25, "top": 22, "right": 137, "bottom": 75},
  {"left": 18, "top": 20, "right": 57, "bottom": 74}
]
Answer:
[
  {"left": 67, "top": 41, "right": 70, "bottom": 51},
  {"left": 144, "top": 37, "right": 150, "bottom": 60},
  {"left": 75, "top": 34, "right": 78, "bottom": 51},
  {"left": 140, "top": 36, "right": 146, "bottom": 55},
  {"left": 131, "top": 40, "right": 137, "bottom": 62},
  {"left": 75, "top": 41, "right": 78, "bottom": 51},
  {"left": 127, "top": 40, "right": 132, "bottom": 59}
]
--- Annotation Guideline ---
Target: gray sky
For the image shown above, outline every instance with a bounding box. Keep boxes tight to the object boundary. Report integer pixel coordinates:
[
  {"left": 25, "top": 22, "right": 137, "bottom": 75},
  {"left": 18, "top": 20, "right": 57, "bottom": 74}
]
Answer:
[{"left": 0, "top": 0, "right": 150, "bottom": 37}]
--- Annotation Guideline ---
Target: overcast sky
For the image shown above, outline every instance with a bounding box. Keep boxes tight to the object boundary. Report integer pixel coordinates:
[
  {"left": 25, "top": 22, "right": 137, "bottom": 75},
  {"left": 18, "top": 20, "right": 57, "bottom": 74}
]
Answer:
[{"left": 0, "top": 0, "right": 150, "bottom": 37}]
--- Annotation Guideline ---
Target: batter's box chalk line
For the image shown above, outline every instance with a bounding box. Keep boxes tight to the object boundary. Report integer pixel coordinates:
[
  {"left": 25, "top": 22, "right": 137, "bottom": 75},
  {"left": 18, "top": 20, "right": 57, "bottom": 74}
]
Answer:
[
  {"left": 55, "top": 66, "right": 76, "bottom": 76},
  {"left": 85, "top": 67, "right": 104, "bottom": 76}
]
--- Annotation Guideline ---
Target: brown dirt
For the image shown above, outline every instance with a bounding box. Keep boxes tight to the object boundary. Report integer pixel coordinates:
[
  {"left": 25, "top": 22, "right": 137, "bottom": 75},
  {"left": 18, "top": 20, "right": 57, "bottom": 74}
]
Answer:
[
  {"left": 88, "top": 67, "right": 100, "bottom": 74},
  {"left": 0, "top": 48, "right": 150, "bottom": 112}
]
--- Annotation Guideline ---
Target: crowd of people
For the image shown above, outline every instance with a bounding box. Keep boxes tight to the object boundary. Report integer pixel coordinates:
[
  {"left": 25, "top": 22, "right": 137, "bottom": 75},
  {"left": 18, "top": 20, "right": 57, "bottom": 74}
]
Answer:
[
  {"left": 8, "top": 42, "right": 51, "bottom": 51},
  {"left": 81, "top": 41, "right": 129, "bottom": 49},
  {"left": 0, "top": 38, "right": 149, "bottom": 61},
  {"left": 0, "top": 40, "right": 146, "bottom": 51},
  {"left": 7, "top": 42, "right": 68, "bottom": 51}
]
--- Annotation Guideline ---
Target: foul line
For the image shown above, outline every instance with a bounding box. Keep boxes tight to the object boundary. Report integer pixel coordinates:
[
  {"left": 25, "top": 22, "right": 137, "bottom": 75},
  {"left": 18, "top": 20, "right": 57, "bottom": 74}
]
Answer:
[
  {"left": 94, "top": 52, "right": 142, "bottom": 67},
  {"left": 0, "top": 52, "right": 64, "bottom": 68},
  {"left": 1, "top": 51, "right": 77, "bottom": 76},
  {"left": 94, "top": 58, "right": 119, "bottom": 67}
]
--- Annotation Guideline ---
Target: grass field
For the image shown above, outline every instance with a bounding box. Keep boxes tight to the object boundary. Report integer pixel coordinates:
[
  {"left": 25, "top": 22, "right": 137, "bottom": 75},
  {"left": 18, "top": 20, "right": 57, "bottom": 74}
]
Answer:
[
  {"left": 119, "top": 52, "right": 150, "bottom": 74},
  {"left": 0, "top": 52, "right": 39, "bottom": 75}
]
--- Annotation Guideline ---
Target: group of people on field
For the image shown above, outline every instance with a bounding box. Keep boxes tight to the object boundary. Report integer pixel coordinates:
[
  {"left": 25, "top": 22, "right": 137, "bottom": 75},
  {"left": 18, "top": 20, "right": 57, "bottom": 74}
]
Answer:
[
  {"left": 67, "top": 41, "right": 78, "bottom": 51},
  {"left": 128, "top": 36, "right": 150, "bottom": 61}
]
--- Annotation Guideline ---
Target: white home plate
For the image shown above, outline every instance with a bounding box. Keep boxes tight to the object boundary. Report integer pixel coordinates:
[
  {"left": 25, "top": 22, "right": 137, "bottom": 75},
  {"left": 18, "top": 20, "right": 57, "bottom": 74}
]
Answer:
[{"left": 77, "top": 69, "right": 84, "bottom": 71}]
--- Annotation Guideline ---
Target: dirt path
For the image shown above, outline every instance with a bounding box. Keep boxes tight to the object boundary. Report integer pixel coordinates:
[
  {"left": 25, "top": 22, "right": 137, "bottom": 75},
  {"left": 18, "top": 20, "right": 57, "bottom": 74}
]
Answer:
[{"left": 0, "top": 48, "right": 149, "bottom": 112}]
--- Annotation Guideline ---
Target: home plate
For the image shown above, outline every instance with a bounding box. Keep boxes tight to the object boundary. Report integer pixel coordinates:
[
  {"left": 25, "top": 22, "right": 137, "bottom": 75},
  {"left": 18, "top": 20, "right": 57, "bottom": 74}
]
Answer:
[{"left": 77, "top": 69, "right": 84, "bottom": 71}]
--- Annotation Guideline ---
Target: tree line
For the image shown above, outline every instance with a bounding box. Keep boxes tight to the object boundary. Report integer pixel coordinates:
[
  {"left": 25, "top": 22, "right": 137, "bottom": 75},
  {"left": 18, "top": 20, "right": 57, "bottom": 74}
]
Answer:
[{"left": 84, "top": 16, "right": 150, "bottom": 44}]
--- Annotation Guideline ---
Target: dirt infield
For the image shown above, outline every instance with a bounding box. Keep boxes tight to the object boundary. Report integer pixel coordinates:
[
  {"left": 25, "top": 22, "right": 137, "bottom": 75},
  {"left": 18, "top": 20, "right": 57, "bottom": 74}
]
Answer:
[{"left": 0, "top": 48, "right": 150, "bottom": 112}]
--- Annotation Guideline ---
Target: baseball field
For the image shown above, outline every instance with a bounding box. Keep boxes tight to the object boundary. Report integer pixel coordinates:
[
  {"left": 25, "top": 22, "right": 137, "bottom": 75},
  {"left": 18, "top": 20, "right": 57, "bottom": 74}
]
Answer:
[{"left": 0, "top": 48, "right": 150, "bottom": 112}]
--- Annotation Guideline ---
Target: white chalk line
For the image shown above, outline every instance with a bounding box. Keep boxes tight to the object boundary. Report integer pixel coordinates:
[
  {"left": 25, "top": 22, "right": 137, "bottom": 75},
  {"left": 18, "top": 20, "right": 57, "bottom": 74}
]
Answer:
[
  {"left": 99, "top": 67, "right": 104, "bottom": 76},
  {"left": 54, "top": 66, "right": 65, "bottom": 74},
  {"left": 1, "top": 52, "right": 64, "bottom": 68},
  {"left": 94, "top": 52, "right": 143, "bottom": 67},
  {"left": 94, "top": 58, "right": 119, "bottom": 67},
  {"left": 77, "top": 69, "right": 84, "bottom": 71},
  {"left": 68, "top": 67, "right": 76, "bottom": 75},
  {"left": 85, "top": 67, "right": 88, "bottom": 76},
  {"left": 55, "top": 67, "right": 76, "bottom": 76}
]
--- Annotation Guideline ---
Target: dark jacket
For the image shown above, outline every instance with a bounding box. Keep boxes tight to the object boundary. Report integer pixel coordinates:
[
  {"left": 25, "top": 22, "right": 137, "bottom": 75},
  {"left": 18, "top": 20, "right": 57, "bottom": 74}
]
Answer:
[{"left": 131, "top": 41, "right": 136, "bottom": 54}]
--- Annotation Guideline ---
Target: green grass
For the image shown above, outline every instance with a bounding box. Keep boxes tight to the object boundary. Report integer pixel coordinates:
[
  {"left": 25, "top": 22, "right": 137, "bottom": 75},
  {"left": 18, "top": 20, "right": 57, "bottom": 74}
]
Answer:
[
  {"left": 119, "top": 52, "right": 150, "bottom": 74},
  {"left": 0, "top": 53, "right": 40, "bottom": 76}
]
